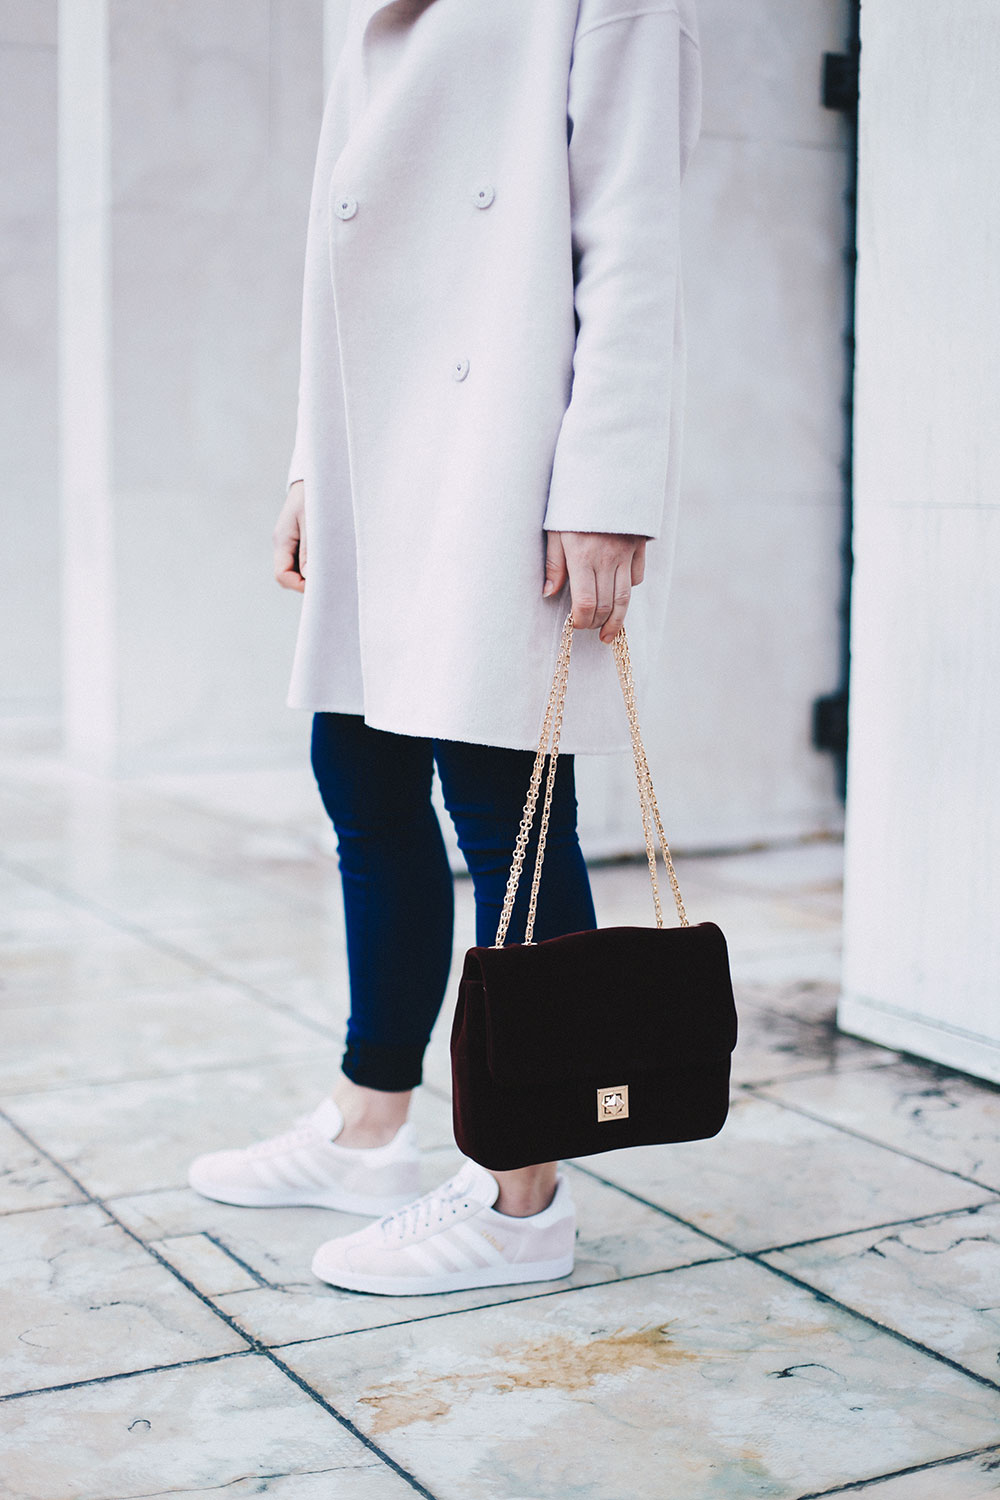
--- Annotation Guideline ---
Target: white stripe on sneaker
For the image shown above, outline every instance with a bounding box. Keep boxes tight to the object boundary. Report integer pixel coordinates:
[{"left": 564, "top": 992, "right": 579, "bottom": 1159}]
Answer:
[
  {"left": 429, "top": 1232, "right": 482, "bottom": 1272},
  {"left": 452, "top": 1221, "right": 505, "bottom": 1265},
  {"left": 404, "top": 1241, "right": 460, "bottom": 1275}
]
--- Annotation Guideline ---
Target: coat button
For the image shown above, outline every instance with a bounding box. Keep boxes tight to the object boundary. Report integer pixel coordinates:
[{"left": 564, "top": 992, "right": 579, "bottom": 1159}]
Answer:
[
  {"left": 473, "top": 184, "right": 495, "bottom": 209},
  {"left": 333, "top": 195, "right": 358, "bottom": 220},
  {"left": 453, "top": 358, "right": 470, "bottom": 381}
]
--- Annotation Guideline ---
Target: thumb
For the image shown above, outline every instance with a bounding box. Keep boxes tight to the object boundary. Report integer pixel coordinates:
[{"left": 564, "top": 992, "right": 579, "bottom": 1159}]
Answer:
[{"left": 542, "top": 530, "right": 567, "bottom": 597}]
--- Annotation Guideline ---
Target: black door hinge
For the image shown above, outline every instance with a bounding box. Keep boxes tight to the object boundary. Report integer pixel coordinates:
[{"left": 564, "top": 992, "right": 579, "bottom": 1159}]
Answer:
[
  {"left": 812, "top": 689, "right": 849, "bottom": 757},
  {"left": 822, "top": 50, "right": 859, "bottom": 113}
]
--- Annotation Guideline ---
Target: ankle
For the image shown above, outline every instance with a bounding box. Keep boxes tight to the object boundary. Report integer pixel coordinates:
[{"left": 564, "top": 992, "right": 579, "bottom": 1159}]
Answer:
[
  {"left": 333, "top": 1079, "right": 412, "bottom": 1149},
  {"left": 493, "top": 1164, "right": 559, "bottom": 1218}
]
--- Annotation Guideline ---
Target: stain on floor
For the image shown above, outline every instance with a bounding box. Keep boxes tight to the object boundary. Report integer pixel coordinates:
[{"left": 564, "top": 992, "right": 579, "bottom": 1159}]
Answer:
[{"left": 357, "top": 1324, "right": 694, "bottom": 1434}]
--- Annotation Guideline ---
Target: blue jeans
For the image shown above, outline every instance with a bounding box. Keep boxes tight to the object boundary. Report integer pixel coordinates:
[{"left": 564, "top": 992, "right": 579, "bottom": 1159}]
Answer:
[{"left": 310, "top": 713, "right": 598, "bottom": 1090}]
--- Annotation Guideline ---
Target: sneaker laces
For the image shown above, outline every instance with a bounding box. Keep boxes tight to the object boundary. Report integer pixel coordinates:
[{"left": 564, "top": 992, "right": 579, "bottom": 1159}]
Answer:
[{"left": 378, "top": 1175, "right": 474, "bottom": 1243}]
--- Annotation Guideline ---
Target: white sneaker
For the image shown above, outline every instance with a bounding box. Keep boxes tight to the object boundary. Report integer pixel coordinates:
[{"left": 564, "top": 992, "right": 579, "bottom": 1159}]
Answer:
[
  {"left": 311, "top": 1159, "right": 576, "bottom": 1295},
  {"left": 187, "top": 1099, "right": 420, "bottom": 1215}
]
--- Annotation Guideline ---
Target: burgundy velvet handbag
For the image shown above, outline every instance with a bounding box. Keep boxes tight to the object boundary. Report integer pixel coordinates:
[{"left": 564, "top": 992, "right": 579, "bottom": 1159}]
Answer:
[{"left": 450, "top": 612, "right": 738, "bottom": 1172}]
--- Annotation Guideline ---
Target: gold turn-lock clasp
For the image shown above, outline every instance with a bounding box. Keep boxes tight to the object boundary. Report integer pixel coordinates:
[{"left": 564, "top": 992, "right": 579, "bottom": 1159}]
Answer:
[{"left": 597, "top": 1085, "right": 629, "bottom": 1122}]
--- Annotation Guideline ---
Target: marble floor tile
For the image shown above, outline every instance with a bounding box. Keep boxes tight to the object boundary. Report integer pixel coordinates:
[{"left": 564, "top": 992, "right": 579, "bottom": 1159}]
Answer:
[
  {"left": 219, "top": 1164, "right": 730, "bottom": 1346},
  {"left": 0, "top": 923, "right": 198, "bottom": 1003},
  {"left": 762, "top": 1200, "right": 1000, "bottom": 1383},
  {"left": 10, "top": 753, "right": 1000, "bottom": 1497},
  {"left": 135, "top": 764, "right": 325, "bottom": 829},
  {"left": 0, "top": 881, "right": 119, "bottom": 945},
  {"left": 761, "top": 1061, "right": 1000, "bottom": 1190},
  {"left": 145, "top": 1232, "right": 263, "bottom": 1296},
  {"left": 7, "top": 838, "right": 299, "bottom": 927},
  {"left": 734, "top": 977, "right": 840, "bottom": 1025},
  {"left": 111, "top": 1132, "right": 462, "bottom": 1279},
  {"left": 726, "top": 939, "right": 844, "bottom": 988},
  {"left": 729, "top": 1003, "right": 897, "bottom": 1087},
  {"left": 572, "top": 1094, "right": 987, "bottom": 1251},
  {"left": 0, "top": 1202, "right": 245, "bottom": 1394},
  {"left": 142, "top": 1474, "right": 422, "bottom": 1500},
  {"left": 0, "top": 1356, "right": 419, "bottom": 1500},
  {"left": 4, "top": 1065, "right": 454, "bottom": 1200},
  {"left": 681, "top": 839, "right": 845, "bottom": 897},
  {"left": 151, "top": 913, "right": 353, "bottom": 1027},
  {"left": 112, "top": 1155, "right": 727, "bottom": 1346},
  {"left": 824, "top": 1448, "right": 1000, "bottom": 1498},
  {"left": 281, "top": 1255, "right": 999, "bottom": 1500},
  {"left": 593, "top": 886, "right": 841, "bottom": 960},
  {"left": 0, "top": 981, "right": 327, "bottom": 1094},
  {"left": 0, "top": 1117, "right": 85, "bottom": 1214}
]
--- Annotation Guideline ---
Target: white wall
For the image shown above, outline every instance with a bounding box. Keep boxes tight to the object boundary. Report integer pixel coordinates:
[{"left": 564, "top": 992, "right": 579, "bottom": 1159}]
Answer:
[
  {"left": 16, "top": 1, "right": 849, "bottom": 856},
  {"left": 839, "top": 0, "right": 1000, "bottom": 1081},
  {"left": 57, "top": 0, "right": 324, "bottom": 772},
  {"left": 0, "top": 2, "right": 60, "bottom": 726},
  {"left": 579, "top": 0, "right": 852, "bottom": 853}
]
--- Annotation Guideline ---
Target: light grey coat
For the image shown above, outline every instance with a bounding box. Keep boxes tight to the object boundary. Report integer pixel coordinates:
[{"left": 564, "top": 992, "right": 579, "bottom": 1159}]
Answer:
[{"left": 286, "top": 0, "right": 702, "bottom": 752}]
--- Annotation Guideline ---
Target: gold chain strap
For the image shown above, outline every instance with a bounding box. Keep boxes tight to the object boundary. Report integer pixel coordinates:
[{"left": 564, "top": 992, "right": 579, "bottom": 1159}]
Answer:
[
  {"left": 492, "top": 612, "right": 688, "bottom": 948},
  {"left": 612, "top": 624, "right": 688, "bottom": 931},
  {"left": 492, "top": 614, "right": 574, "bottom": 948}
]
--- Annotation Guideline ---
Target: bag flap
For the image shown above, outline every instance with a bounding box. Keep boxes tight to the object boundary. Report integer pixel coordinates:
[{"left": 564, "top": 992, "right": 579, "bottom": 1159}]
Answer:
[{"left": 461, "top": 922, "right": 738, "bottom": 1090}]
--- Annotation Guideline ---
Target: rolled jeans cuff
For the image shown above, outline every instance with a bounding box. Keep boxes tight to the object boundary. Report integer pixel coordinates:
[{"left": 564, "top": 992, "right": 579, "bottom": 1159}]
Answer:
[{"left": 342, "top": 1036, "right": 425, "bottom": 1092}]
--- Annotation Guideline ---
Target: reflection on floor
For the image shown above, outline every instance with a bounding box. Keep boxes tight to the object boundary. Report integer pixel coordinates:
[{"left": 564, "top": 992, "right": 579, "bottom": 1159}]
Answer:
[{"left": 1, "top": 745, "right": 998, "bottom": 1500}]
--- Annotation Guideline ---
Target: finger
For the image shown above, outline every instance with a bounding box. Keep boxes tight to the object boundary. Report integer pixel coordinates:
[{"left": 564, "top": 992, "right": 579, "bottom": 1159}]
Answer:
[
  {"left": 600, "top": 560, "right": 631, "bottom": 643},
  {"left": 542, "top": 530, "right": 567, "bottom": 597},
  {"left": 593, "top": 556, "right": 617, "bottom": 633},
  {"left": 299, "top": 516, "right": 307, "bottom": 578},
  {"left": 569, "top": 560, "right": 599, "bottom": 630},
  {"left": 631, "top": 539, "right": 647, "bottom": 586},
  {"left": 274, "top": 541, "right": 304, "bottom": 592}
]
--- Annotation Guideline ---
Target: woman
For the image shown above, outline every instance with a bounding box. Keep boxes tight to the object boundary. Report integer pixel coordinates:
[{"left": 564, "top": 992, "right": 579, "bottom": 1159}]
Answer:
[{"left": 189, "top": 0, "right": 702, "bottom": 1296}]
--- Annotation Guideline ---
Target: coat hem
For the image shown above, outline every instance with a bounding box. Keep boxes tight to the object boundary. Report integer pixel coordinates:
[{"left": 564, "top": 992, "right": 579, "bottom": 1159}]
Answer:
[{"left": 285, "top": 695, "right": 628, "bottom": 755}]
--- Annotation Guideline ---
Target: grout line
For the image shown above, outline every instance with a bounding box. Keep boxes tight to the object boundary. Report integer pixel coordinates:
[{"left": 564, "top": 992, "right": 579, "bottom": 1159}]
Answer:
[
  {"left": 562, "top": 1157, "right": 790, "bottom": 1254},
  {"left": 0, "top": 855, "right": 345, "bottom": 1045},
  {"left": 749, "top": 1258, "right": 1000, "bottom": 1394},
  {"left": 749, "top": 1088, "right": 1000, "bottom": 1194},
  {"left": 200, "top": 1232, "right": 274, "bottom": 1289},
  {"left": 256, "top": 1350, "right": 439, "bottom": 1499},
  {"left": 262, "top": 1254, "right": 738, "bottom": 1351},
  {"left": 0, "top": 1108, "right": 440, "bottom": 1500},
  {"left": 0, "top": 1197, "right": 89, "bottom": 1219},
  {"left": 0, "top": 1350, "right": 250, "bottom": 1406},
  {"left": 0, "top": 1047, "right": 340, "bottom": 1102},
  {"left": 792, "top": 1441, "right": 1000, "bottom": 1498},
  {"left": 565, "top": 1160, "right": 1000, "bottom": 1395},
  {"left": 2, "top": 781, "right": 337, "bottom": 922},
  {"left": 752, "top": 1197, "right": 1000, "bottom": 1255},
  {"left": 731, "top": 1057, "right": 899, "bottom": 1091}
]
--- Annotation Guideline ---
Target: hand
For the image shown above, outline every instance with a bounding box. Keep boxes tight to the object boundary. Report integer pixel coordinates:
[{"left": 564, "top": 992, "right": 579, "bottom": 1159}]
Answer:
[
  {"left": 543, "top": 531, "right": 647, "bottom": 643},
  {"left": 273, "top": 480, "right": 307, "bottom": 593}
]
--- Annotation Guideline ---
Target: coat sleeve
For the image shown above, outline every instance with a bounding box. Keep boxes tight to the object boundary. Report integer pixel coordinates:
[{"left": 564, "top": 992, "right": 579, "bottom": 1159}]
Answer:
[
  {"left": 287, "top": 431, "right": 304, "bottom": 491},
  {"left": 543, "top": 7, "right": 693, "bottom": 540}
]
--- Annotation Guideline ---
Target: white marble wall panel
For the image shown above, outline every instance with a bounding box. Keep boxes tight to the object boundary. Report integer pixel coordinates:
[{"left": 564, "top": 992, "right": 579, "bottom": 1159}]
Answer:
[
  {"left": 696, "top": 0, "right": 852, "bottom": 149},
  {"left": 58, "top": 0, "right": 325, "bottom": 772},
  {"left": 0, "top": 2, "right": 60, "bottom": 723},
  {"left": 840, "top": 1, "right": 1000, "bottom": 1081},
  {"left": 581, "top": 0, "right": 852, "bottom": 851}
]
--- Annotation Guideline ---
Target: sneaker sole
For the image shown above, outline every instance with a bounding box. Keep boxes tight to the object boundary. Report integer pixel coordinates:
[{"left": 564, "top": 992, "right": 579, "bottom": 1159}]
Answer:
[
  {"left": 187, "top": 1172, "right": 419, "bottom": 1217},
  {"left": 310, "top": 1253, "right": 575, "bottom": 1296}
]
